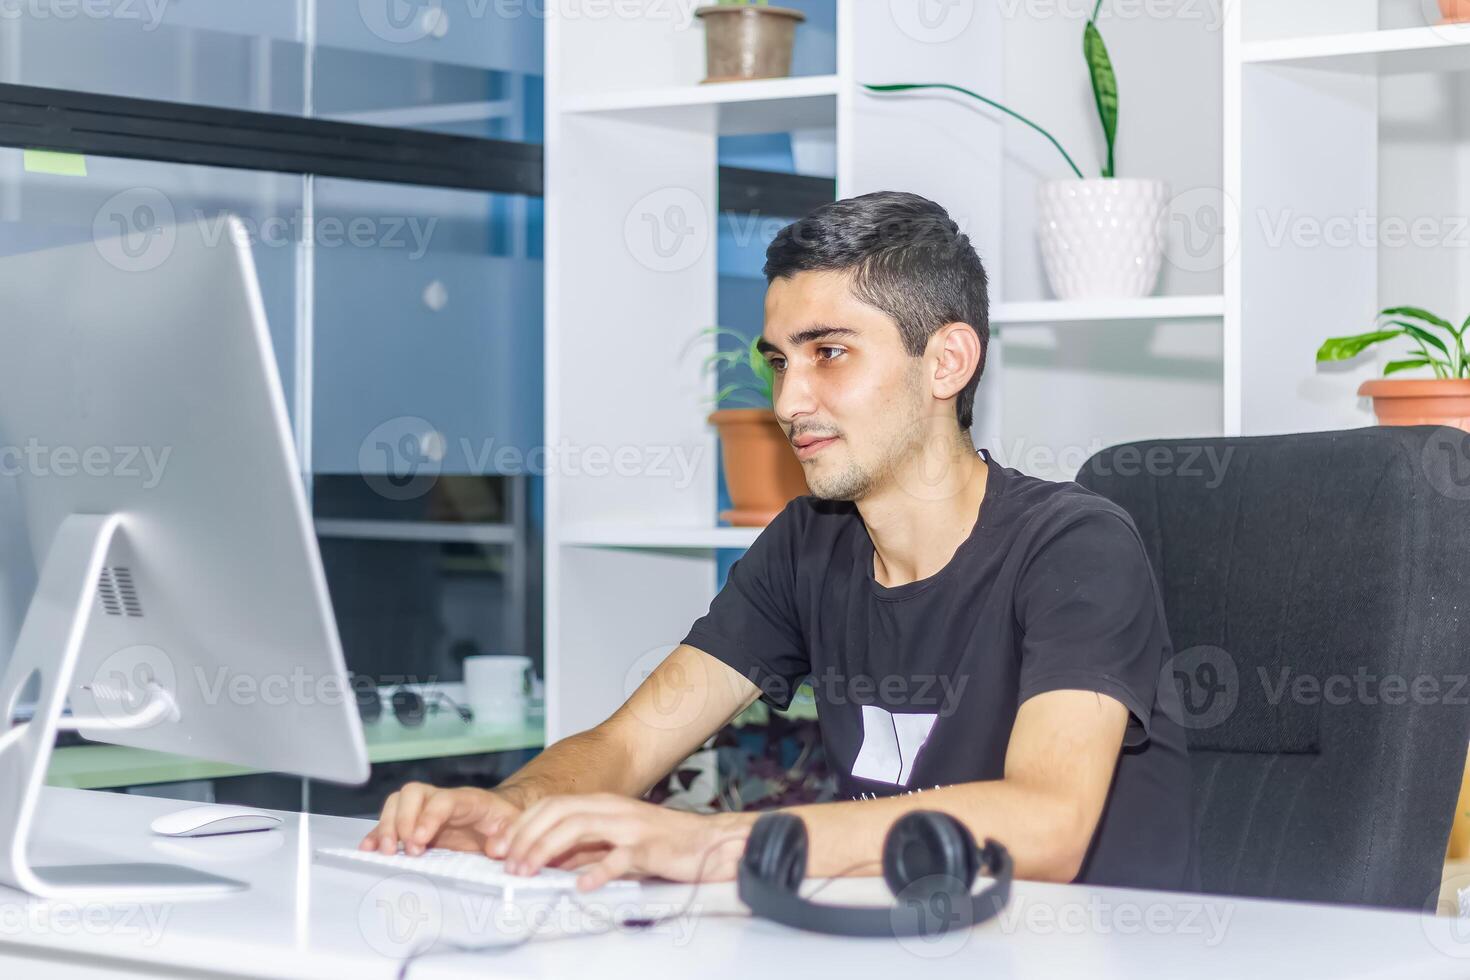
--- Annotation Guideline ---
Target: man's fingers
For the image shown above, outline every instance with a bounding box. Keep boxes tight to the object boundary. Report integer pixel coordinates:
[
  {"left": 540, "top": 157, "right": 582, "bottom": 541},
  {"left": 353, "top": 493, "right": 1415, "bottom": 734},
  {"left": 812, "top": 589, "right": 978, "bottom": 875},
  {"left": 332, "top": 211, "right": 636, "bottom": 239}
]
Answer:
[
  {"left": 548, "top": 842, "right": 614, "bottom": 871},
  {"left": 412, "top": 790, "right": 461, "bottom": 847},
  {"left": 370, "top": 793, "right": 400, "bottom": 853},
  {"left": 517, "top": 814, "right": 636, "bottom": 877},
  {"left": 503, "top": 794, "right": 623, "bottom": 868},
  {"left": 576, "top": 846, "right": 635, "bottom": 892},
  {"left": 394, "top": 783, "right": 430, "bottom": 855}
]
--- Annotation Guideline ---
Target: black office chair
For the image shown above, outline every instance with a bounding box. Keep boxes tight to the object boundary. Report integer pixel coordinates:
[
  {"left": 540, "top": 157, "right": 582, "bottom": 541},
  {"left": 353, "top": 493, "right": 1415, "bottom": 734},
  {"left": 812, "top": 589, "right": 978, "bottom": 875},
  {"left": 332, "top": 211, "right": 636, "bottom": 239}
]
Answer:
[{"left": 1076, "top": 425, "right": 1470, "bottom": 910}]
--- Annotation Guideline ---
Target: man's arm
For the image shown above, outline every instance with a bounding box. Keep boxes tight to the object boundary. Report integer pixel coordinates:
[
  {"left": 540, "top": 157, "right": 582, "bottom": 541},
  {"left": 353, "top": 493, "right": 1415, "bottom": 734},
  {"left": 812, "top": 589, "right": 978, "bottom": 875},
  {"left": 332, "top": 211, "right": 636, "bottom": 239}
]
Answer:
[
  {"left": 359, "top": 645, "right": 761, "bottom": 855},
  {"left": 777, "top": 688, "right": 1128, "bottom": 882},
  {"left": 497, "top": 687, "right": 1130, "bottom": 889}
]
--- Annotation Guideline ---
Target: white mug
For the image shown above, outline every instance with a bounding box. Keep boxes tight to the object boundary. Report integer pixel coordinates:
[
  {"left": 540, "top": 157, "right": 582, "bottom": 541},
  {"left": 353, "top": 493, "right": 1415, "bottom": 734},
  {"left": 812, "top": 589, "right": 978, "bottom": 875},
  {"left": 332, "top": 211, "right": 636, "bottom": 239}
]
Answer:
[{"left": 463, "top": 655, "right": 531, "bottom": 730}]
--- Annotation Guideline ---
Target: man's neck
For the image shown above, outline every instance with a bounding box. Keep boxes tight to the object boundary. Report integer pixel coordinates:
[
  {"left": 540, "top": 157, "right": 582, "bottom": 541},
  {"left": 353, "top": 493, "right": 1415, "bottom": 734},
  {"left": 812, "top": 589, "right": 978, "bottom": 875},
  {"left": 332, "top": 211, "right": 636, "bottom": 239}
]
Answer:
[{"left": 858, "top": 440, "right": 989, "bottom": 589}]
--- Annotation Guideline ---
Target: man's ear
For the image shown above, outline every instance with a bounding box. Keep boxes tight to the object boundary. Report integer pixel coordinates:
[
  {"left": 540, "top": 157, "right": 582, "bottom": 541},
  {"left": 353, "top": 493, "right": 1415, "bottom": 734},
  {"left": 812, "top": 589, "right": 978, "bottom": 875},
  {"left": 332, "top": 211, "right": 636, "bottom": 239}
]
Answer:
[{"left": 928, "top": 322, "right": 982, "bottom": 402}]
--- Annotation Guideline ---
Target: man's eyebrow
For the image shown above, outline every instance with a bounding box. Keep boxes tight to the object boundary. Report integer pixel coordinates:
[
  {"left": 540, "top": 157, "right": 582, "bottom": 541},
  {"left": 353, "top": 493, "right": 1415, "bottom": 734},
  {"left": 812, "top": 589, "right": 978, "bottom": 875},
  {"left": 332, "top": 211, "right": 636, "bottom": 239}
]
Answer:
[{"left": 756, "top": 325, "right": 860, "bottom": 356}]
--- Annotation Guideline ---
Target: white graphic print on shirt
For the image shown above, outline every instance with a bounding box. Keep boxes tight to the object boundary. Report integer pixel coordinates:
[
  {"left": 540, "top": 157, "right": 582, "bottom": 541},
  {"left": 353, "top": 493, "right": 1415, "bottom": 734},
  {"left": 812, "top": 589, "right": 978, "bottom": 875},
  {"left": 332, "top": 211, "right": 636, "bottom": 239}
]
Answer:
[{"left": 849, "top": 704, "right": 939, "bottom": 786}]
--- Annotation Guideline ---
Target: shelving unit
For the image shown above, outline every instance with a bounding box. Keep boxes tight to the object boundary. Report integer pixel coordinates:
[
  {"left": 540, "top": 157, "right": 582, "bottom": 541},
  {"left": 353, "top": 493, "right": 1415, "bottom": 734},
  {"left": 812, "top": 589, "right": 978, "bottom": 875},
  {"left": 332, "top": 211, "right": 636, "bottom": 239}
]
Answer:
[
  {"left": 992, "top": 295, "right": 1225, "bottom": 327},
  {"left": 560, "top": 74, "right": 840, "bottom": 134},
  {"left": 543, "top": 3, "right": 1228, "bottom": 737},
  {"left": 1241, "top": 24, "right": 1470, "bottom": 75},
  {"left": 1223, "top": 2, "right": 1464, "bottom": 435},
  {"left": 559, "top": 524, "right": 761, "bottom": 551},
  {"left": 544, "top": 2, "right": 1004, "bottom": 738}
]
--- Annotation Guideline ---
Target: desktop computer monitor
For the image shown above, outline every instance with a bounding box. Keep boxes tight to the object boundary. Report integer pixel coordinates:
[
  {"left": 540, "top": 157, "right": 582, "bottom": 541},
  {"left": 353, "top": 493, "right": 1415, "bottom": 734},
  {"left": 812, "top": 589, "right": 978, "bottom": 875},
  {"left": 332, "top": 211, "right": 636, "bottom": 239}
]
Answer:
[{"left": 0, "top": 215, "right": 368, "bottom": 899}]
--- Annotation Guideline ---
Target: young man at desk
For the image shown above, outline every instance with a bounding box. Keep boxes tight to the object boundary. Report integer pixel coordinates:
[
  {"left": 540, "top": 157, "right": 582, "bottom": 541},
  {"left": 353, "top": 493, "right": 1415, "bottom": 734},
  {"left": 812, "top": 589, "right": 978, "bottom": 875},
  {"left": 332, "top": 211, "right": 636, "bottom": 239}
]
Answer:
[{"left": 361, "top": 191, "right": 1200, "bottom": 894}]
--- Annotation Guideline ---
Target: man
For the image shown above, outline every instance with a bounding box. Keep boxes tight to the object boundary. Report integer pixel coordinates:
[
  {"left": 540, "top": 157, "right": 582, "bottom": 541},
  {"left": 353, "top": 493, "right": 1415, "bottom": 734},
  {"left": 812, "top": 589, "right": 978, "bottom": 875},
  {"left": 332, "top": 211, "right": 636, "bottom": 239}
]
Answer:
[{"left": 361, "top": 191, "right": 1199, "bottom": 895}]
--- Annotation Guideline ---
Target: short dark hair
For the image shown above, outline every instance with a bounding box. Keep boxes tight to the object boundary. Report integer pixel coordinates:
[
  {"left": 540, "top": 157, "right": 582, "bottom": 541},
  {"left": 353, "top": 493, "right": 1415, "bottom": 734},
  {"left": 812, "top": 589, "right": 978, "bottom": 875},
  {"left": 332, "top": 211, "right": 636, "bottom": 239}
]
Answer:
[{"left": 762, "top": 191, "right": 989, "bottom": 431}]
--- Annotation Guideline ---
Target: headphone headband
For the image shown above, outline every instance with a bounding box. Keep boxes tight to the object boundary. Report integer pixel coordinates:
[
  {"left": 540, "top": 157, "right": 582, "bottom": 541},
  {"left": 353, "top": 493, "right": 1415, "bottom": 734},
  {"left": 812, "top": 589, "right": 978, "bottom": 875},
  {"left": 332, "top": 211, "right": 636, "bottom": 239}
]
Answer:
[{"left": 737, "top": 811, "right": 1013, "bottom": 938}]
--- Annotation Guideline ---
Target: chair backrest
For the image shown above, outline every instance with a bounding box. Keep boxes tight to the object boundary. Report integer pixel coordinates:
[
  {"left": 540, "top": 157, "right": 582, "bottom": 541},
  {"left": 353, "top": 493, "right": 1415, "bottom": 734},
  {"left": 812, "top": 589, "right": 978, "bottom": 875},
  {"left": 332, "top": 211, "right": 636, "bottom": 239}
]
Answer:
[{"left": 1076, "top": 426, "right": 1470, "bottom": 910}]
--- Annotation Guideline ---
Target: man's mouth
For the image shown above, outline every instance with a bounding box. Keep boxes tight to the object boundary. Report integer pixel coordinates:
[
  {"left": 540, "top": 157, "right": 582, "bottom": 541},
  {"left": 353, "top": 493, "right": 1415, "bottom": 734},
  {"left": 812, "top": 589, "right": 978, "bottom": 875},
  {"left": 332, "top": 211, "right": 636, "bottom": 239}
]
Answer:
[{"left": 792, "top": 434, "right": 839, "bottom": 461}]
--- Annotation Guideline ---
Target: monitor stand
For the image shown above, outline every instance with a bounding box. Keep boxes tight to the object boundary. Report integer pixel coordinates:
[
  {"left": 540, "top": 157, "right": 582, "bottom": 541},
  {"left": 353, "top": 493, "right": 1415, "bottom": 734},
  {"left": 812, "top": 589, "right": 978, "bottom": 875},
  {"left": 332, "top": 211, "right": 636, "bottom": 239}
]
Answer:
[{"left": 0, "top": 513, "right": 245, "bottom": 900}]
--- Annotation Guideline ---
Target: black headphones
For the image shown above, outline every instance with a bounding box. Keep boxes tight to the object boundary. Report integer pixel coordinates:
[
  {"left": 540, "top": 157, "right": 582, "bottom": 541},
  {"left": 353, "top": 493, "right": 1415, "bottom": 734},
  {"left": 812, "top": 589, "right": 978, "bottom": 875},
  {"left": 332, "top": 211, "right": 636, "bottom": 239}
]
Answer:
[{"left": 737, "top": 810, "right": 1012, "bottom": 937}]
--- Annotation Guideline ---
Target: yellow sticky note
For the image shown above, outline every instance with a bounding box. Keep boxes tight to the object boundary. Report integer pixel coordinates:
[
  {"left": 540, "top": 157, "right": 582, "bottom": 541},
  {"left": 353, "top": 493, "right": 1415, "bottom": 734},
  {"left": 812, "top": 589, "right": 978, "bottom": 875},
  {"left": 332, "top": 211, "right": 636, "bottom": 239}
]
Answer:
[{"left": 23, "top": 150, "right": 88, "bottom": 177}]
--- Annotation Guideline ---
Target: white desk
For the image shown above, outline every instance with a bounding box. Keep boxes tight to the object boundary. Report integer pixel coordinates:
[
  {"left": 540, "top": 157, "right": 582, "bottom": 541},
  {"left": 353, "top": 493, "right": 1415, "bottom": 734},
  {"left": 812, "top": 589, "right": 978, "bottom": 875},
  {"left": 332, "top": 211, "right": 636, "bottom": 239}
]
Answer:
[{"left": 1, "top": 787, "right": 1467, "bottom": 979}]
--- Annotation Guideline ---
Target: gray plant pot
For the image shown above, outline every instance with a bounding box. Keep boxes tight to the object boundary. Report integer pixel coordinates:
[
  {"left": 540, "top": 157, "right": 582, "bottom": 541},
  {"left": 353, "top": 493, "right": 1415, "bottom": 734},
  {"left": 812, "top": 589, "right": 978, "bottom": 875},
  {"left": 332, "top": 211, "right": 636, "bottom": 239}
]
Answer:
[{"left": 695, "top": 5, "right": 805, "bottom": 84}]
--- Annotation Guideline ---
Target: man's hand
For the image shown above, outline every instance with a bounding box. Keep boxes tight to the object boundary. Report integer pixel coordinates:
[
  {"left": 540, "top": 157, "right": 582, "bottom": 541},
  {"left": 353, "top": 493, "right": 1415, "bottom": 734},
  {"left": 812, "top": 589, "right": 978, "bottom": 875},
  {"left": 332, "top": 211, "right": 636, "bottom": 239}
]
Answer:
[
  {"left": 495, "top": 794, "right": 756, "bottom": 892},
  {"left": 359, "top": 784, "right": 522, "bottom": 857}
]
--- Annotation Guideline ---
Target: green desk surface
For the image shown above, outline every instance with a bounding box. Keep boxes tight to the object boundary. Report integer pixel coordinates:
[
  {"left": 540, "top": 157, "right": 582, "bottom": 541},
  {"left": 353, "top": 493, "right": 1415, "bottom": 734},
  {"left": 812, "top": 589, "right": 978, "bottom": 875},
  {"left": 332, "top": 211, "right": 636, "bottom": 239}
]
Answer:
[{"left": 46, "top": 713, "right": 546, "bottom": 790}]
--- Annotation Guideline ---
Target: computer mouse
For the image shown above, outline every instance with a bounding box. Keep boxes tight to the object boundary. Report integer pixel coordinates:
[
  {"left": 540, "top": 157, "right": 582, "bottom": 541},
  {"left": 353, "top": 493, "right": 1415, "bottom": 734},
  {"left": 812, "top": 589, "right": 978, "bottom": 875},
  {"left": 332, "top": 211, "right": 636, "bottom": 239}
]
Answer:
[{"left": 150, "top": 804, "right": 283, "bottom": 838}]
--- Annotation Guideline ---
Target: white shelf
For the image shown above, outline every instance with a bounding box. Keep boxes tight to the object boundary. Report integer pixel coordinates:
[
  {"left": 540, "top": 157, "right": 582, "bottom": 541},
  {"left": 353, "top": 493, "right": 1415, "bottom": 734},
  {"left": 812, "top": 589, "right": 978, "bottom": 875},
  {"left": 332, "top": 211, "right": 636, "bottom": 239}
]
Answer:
[
  {"left": 559, "top": 524, "right": 762, "bottom": 550},
  {"left": 1242, "top": 25, "right": 1470, "bottom": 75},
  {"left": 991, "top": 295, "right": 1226, "bottom": 326},
  {"left": 559, "top": 74, "right": 839, "bottom": 136},
  {"left": 314, "top": 519, "right": 516, "bottom": 545}
]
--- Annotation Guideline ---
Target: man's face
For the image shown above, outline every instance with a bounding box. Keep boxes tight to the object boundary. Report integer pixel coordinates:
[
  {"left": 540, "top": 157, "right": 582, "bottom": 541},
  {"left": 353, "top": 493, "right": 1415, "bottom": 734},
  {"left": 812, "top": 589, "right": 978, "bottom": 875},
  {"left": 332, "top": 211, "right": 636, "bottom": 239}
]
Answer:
[{"left": 760, "top": 270, "right": 931, "bottom": 502}]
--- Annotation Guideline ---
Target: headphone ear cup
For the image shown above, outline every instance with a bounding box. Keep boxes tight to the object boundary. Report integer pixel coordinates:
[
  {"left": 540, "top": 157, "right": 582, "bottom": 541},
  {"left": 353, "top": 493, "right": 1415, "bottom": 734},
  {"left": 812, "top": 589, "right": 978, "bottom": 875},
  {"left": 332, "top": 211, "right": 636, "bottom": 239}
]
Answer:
[
  {"left": 742, "top": 812, "right": 808, "bottom": 894},
  {"left": 882, "top": 811, "right": 981, "bottom": 898}
]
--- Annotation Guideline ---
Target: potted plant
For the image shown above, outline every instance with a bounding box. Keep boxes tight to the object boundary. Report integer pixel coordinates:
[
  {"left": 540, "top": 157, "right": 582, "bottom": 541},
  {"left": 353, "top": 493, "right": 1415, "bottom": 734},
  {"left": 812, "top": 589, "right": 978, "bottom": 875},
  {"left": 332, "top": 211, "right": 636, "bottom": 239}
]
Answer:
[
  {"left": 701, "top": 326, "right": 809, "bottom": 526},
  {"left": 695, "top": 0, "right": 805, "bottom": 84},
  {"left": 862, "top": 1, "right": 1169, "bottom": 300},
  {"left": 1316, "top": 306, "right": 1470, "bottom": 430},
  {"left": 1440, "top": 1, "right": 1470, "bottom": 24}
]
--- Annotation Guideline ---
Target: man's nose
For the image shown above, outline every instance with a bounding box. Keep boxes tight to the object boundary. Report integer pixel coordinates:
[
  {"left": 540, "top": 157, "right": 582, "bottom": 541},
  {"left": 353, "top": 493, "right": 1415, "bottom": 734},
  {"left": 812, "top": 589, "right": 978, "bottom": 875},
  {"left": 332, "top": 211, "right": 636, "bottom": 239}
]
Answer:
[{"left": 773, "top": 369, "right": 816, "bottom": 427}]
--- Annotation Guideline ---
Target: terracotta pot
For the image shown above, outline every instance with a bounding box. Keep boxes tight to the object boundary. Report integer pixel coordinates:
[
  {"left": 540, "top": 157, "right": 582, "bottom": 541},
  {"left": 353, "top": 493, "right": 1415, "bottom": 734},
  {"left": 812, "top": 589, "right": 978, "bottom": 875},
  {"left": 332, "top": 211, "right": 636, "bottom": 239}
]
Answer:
[
  {"left": 1439, "top": 0, "right": 1470, "bottom": 23},
  {"left": 709, "top": 408, "right": 809, "bottom": 526},
  {"left": 694, "top": 5, "right": 805, "bottom": 84},
  {"left": 1358, "top": 378, "right": 1470, "bottom": 431}
]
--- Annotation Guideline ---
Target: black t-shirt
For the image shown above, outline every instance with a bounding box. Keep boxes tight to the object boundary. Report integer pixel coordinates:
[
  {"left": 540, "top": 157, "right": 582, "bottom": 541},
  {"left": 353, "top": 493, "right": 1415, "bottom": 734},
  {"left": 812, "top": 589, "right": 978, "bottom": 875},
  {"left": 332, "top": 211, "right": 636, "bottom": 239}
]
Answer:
[{"left": 681, "top": 448, "right": 1199, "bottom": 892}]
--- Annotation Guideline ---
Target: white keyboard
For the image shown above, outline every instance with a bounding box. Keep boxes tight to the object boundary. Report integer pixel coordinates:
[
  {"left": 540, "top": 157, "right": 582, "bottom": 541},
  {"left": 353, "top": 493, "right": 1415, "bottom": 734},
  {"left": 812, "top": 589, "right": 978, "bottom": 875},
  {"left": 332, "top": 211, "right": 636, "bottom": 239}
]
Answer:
[{"left": 314, "top": 846, "right": 640, "bottom": 902}]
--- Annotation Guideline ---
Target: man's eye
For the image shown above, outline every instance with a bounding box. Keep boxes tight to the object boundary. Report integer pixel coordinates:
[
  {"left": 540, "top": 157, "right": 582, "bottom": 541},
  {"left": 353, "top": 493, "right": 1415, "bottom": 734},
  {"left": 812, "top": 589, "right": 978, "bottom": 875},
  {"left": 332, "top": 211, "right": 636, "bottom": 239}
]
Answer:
[
  {"left": 817, "top": 347, "right": 845, "bottom": 362},
  {"left": 766, "top": 358, "right": 786, "bottom": 373}
]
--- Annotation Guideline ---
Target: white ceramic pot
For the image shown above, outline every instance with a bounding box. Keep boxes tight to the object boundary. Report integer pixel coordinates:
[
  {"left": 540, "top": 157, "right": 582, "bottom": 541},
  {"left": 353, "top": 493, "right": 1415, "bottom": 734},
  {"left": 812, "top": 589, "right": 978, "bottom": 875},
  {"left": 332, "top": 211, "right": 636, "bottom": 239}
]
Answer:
[{"left": 1037, "top": 178, "right": 1169, "bottom": 300}]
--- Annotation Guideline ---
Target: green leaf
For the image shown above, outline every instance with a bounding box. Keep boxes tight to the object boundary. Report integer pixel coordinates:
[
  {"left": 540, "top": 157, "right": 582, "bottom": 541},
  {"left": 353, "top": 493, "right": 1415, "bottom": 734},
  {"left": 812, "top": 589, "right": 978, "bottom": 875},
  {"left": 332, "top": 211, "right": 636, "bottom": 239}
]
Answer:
[
  {"left": 862, "top": 82, "right": 1087, "bottom": 179},
  {"left": 1315, "top": 329, "right": 1402, "bottom": 362},
  {"left": 1084, "top": 22, "right": 1119, "bottom": 179},
  {"left": 1383, "top": 358, "right": 1433, "bottom": 376},
  {"left": 1392, "top": 321, "right": 1452, "bottom": 359},
  {"left": 1381, "top": 307, "right": 1455, "bottom": 332}
]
